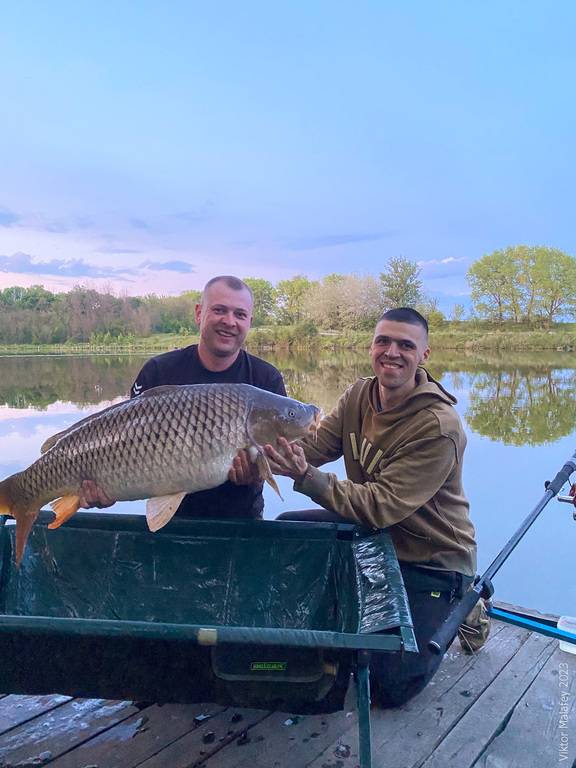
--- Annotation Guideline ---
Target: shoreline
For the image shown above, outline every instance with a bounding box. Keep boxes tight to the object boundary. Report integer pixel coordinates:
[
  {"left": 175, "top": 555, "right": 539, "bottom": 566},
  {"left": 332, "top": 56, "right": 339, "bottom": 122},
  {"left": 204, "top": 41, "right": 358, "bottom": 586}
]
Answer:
[{"left": 0, "top": 324, "right": 575, "bottom": 356}]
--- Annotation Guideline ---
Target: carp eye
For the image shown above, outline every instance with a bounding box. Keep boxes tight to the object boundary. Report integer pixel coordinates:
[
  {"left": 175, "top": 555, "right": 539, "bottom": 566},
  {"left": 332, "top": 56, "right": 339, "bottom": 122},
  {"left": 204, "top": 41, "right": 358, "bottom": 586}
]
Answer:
[{"left": 288, "top": 409, "right": 296, "bottom": 418}]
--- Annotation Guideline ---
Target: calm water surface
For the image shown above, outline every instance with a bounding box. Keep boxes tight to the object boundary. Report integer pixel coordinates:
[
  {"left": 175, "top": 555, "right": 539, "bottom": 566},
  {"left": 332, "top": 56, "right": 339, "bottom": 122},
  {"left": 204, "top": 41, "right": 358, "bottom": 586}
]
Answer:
[{"left": 1, "top": 349, "right": 575, "bottom": 616}]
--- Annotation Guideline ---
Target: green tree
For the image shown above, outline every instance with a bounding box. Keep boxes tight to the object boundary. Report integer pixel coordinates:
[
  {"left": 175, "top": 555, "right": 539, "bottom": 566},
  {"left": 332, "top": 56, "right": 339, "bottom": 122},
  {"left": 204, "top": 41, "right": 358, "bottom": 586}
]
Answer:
[
  {"left": 379, "top": 257, "right": 422, "bottom": 308},
  {"left": 468, "top": 250, "right": 516, "bottom": 322},
  {"left": 242, "top": 278, "right": 277, "bottom": 326},
  {"left": 468, "top": 245, "right": 576, "bottom": 324},
  {"left": 531, "top": 247, "right": 576, "bottom": 326},
  {"left": 416, "top": 297, "right": 445, "bottom": 327},
  {"left": 275, "top": 275, "right": 315, "bottom": 324}
]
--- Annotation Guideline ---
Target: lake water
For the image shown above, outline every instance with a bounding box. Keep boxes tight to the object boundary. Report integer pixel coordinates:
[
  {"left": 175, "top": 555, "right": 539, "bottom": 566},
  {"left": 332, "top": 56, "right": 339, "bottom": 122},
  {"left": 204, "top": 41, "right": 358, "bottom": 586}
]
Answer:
[{"left": 1, "top": 349, "right": 575, "bottom": 616}]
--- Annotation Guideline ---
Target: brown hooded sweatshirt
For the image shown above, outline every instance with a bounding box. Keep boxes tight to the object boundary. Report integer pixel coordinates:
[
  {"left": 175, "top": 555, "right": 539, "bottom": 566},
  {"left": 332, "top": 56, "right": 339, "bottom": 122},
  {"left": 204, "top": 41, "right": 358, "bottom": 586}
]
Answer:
[{"left": 295, "top": 368, "right": 477, "bottom": 576}]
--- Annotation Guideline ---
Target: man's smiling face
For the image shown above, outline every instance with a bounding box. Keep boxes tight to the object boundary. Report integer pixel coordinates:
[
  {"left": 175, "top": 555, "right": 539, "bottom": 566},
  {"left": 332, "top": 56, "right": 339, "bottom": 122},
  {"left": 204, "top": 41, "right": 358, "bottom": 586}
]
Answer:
[
  {"left": 195, "top": 281, "right": 253, "bottom": 361},
  {"left": 369, "top": 318, "right": 430, "bottom": 399}
]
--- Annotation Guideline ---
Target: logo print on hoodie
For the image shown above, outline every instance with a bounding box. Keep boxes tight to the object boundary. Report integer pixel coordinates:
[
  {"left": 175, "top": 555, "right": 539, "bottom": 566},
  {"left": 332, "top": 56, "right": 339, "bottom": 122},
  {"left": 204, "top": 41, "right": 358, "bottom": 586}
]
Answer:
[{"left": 349, "top": 433, "right": 383, "bottom": 475}]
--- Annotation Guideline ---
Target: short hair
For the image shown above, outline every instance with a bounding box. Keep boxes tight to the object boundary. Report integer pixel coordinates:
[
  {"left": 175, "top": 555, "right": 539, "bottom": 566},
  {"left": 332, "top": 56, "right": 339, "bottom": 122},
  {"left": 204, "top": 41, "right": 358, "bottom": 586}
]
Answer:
[
  {"left": 202, "top": 276, "right": 253, "bottom": 303},
  {"left": 378, "top": 307, "right": 429, "bottom": 335}
]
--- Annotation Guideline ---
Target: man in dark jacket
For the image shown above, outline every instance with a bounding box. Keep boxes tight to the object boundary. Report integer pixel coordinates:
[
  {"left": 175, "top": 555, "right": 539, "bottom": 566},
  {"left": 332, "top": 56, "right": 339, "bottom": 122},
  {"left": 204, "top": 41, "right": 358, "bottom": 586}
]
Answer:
[{"left": 80, "top": 275, "right": 286, "bottom": 519}]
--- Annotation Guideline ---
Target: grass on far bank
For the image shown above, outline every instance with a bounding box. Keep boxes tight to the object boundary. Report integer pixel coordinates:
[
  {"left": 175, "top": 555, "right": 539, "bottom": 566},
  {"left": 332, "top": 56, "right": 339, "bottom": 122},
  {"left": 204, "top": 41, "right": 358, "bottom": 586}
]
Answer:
[{"left": 0, "top": 322, "right": 575, "bottom": 355}]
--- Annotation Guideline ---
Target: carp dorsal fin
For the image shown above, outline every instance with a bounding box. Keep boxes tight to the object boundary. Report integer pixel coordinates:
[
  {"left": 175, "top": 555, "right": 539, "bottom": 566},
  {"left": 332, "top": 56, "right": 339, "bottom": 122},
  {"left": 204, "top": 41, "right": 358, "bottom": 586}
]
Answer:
[
  {"left": 41, "top": 430, "right": 68, "bottom": 454},
  {"left": 254, "top": 450, "right": 284, "bottom": 501},
  {"left": 146, "top": 492, "right": 187, "bottom": 532},
  {"left": 139, "top": 385, "right": 183, "bottom": 397},
  {"left": 40, "top": 398, "right": 132, "bottom": 454}
]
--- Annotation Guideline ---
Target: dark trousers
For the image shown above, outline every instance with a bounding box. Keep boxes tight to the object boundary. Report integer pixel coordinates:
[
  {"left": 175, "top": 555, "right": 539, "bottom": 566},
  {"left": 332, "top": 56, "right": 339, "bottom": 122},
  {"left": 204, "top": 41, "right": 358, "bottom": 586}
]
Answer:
[{"left": 276, "top": 509, "right": 472, "bottom": 708}]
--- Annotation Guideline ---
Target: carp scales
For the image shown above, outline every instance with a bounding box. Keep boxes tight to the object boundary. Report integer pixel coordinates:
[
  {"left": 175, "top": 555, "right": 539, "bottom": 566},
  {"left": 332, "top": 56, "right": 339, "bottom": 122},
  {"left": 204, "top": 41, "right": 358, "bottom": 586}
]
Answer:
[{"left": 0, "top": 383, "right": 321, "bottom": 564}]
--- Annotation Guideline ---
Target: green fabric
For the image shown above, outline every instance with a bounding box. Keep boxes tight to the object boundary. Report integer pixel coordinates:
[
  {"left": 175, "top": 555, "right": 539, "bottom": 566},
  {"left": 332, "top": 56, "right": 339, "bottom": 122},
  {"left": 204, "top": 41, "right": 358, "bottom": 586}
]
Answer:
[{"left": 0, "top": 513, "right": 415, "bottom": 710}]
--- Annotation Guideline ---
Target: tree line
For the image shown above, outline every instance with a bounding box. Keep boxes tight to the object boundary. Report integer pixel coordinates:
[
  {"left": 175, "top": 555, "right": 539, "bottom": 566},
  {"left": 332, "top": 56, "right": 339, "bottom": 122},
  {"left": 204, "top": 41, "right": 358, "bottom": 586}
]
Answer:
[{"left": 1, "top": 246, "right": 575, "bottom": 345}]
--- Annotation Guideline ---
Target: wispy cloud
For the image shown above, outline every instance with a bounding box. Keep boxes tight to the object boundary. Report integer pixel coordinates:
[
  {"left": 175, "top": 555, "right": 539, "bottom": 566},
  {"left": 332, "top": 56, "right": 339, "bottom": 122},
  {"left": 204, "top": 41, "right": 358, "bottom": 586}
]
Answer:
[
  {"left": 0, "top": 252, "right": 136, "bottom": 278},
  {"left": 129, "top": 205, "right": 215, "bottom": 234},
  {"left": 417, "top": 256, "right": 467, "bottom": 267},
  {"left": 285, "top": 232, "right": 395, "bottom": 251},
  {"left": 141, "top": 260, "right": 195, "bottom": 273},
  {"left": 0, "top": 208, "right": 19, "bottom": 227}
]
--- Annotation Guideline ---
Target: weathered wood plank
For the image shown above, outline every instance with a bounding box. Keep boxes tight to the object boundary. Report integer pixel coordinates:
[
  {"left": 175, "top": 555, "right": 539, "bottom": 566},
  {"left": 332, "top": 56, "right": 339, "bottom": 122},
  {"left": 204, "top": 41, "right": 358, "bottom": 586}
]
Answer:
[
  {"left": 473, "top": 645, "right": 576, "bottom": 767},
  {"left": 48, "top": 702, "right": 226, "bottom": 768},
  {"left": 137, "top": 707, "right": 273, "bottom": 768},
  {"left": 0, "top": 698, "right": 139, "bottom": 765},
  {"left": 420, "top": 631, "right": 556, "bottom": 768},
  {"left": 0, "top": 693, "right": 71, "bottom": 735},
  {"left": 304, "top": 623, "right": 531, "bottom": 768},
  {"left": 493, "top": 600, "right": 558, "bottom": 625},
  {"left": 208, "top": 623, "right": 521, "bottom": 768}
]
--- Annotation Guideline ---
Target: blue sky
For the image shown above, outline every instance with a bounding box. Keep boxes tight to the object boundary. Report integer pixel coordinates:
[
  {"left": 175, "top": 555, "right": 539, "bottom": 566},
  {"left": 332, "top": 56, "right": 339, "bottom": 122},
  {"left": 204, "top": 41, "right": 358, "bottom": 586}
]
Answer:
[{"left": 1, "top": 2, "right": 574, "bottom": 311}]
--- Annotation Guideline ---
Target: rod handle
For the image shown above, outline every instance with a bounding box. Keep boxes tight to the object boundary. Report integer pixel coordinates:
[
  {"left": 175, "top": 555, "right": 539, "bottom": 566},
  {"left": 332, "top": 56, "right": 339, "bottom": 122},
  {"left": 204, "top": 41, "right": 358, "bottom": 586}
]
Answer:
[
  {"left": 428, "top": 586, "right": 482, "bottom": 655},
  {"left": 547, "top": 458, "right": 576, "bottom": 496}
]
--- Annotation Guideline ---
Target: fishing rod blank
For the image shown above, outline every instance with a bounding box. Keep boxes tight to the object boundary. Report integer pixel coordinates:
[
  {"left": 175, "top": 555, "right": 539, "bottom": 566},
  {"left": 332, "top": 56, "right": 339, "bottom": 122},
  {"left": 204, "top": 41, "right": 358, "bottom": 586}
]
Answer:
[{"left": 428, "top": 449, "right": 576, "bottom": 655}]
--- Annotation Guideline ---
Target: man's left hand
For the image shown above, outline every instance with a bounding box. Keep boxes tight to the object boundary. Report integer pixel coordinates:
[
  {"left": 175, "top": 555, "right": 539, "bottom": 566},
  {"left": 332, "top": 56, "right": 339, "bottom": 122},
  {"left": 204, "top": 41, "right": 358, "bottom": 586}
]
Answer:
[
  {"left": 228, "top": 449, "right": 262, "bottom": 486},
  {"left": 264, "top": 438, "right": 308, "bottom": 481}
]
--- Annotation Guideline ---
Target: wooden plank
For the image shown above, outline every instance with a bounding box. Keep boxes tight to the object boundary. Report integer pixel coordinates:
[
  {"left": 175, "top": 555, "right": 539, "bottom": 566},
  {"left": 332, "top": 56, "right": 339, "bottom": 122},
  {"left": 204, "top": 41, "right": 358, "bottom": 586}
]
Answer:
[
  {"left": 137, "top": 707, "right": 273, "bottom": 768},
  {"left": 48, "top": 702, "right": 226, "bottom": 768},
  {"left": 209, "top": 623, "right": 521, "bottom": 768},
  {"left": 420, "top": 631, "right": 556, "bottom": 768},
  {"left": 494, "top": 599, "right": 559, "bottom": 625},
  {"left": 472, "top": 645, "right": 576, "bottom": 767},
  {"left": 199, "top": 708, "right": 355, "bottom": 768},
  {"left": 0, "top": 693, "right": 71, "bottom": 735},
  {"left": 303, "top": 622, "right": 531, "bottom": 768},
  {"left": 0, "top": 698, "right": 139, "bottom": 766}
]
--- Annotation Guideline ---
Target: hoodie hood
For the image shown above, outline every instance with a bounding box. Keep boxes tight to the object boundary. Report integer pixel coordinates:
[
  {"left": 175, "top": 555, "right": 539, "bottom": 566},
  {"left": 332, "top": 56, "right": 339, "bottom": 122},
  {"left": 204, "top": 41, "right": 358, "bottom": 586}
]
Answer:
[{"left": 369, "top": 367, "right": 457, "bottom": 421}]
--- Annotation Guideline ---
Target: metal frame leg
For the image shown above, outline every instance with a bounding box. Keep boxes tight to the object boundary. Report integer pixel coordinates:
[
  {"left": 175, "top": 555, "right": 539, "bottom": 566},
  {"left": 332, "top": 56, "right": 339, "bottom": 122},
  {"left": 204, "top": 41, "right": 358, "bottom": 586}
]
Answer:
[{"left": 356, "top": 650, "right": 372, "bottom": 768}]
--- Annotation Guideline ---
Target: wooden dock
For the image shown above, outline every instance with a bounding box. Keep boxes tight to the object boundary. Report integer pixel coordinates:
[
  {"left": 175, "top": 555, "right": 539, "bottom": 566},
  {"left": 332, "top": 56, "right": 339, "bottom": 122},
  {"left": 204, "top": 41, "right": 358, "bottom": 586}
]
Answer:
[{"left": 0, "top": 621, "right": 574, "bottom": 768}]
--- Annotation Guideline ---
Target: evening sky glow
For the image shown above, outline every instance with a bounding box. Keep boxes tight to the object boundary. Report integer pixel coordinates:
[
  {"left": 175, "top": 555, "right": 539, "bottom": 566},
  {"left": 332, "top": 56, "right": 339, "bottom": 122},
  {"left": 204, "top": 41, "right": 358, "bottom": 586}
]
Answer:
[{"left": 1, "top": 2, "right": 575, "bottom": 311}]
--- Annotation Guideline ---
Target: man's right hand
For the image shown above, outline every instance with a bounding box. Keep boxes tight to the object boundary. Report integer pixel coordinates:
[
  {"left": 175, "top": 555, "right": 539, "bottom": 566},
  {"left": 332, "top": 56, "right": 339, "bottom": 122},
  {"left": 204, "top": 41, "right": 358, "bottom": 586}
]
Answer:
[
  {"left": 78, "top": 480, "right": 116, "bottom": 509},
  {"left": 228, "top": 449, "right": 262, "bottom": 486}
]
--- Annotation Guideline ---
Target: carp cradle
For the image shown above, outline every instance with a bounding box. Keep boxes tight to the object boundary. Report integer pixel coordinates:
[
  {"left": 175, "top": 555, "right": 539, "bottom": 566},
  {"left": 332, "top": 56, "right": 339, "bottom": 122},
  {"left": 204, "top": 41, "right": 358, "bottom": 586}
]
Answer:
[{"left": 0, "top": 513, "right": 416, "bottom": 768}]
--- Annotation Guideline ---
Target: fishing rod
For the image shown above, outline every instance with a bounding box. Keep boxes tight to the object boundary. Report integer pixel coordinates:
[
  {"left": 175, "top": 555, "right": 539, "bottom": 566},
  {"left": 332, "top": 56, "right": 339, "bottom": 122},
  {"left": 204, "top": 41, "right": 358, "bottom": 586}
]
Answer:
[{"left": 429, "top": 449, "right": 576, "bottom": 655}]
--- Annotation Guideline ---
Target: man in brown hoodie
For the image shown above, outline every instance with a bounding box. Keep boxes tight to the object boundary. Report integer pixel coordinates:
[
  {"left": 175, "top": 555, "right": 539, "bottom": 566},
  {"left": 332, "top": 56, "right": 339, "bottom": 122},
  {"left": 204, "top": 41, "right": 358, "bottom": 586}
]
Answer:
[{"left": 260, "top": 307, "right": 477, "bottom": 707}]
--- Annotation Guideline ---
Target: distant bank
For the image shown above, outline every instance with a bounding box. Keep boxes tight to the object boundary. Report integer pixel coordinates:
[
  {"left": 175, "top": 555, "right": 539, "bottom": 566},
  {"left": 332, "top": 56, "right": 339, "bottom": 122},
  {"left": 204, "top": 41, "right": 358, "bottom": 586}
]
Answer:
[{"left": 0, "top": 323, "right": 575, "bottom": 355}]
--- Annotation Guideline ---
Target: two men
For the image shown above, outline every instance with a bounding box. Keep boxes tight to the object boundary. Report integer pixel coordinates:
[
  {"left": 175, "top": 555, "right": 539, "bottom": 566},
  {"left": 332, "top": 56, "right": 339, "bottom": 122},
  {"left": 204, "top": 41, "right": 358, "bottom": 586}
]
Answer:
[{"left": 83, "top": 279, "right": 477, "bottom": 708}]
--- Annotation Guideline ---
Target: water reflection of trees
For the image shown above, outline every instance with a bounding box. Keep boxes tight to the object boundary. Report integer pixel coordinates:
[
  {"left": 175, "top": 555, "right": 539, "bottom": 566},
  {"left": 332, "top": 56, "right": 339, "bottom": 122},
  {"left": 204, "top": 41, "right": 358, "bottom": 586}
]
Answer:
[
  {"left": 463, "top": 369, "right": 576, "bottom": 446},
  {"left": 255, "top": 350, "right": 372, "bottom": 414},
  {"left": 0, "top": 352, "right": 372, "bottom": 414},
  {"left": 428, "top": 351, "right": 576, "bottom": 445},
  {"left": 0, "top": 356, "right": 145, "bottom": 408},
  {"left": 2, "top": 351, "right": 576, "bottom": 447}
]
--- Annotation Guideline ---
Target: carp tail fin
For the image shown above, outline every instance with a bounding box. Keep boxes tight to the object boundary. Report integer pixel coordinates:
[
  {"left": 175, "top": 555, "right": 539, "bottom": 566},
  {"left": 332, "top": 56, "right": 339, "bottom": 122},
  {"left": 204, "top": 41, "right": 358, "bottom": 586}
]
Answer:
[{"left": 0, "top": 474, "right": 40, "bottom": 566}]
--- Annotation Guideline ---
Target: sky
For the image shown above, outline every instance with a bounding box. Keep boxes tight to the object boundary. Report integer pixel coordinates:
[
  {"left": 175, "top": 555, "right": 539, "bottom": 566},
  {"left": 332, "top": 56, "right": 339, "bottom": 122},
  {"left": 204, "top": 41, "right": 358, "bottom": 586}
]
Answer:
[{"left": 1, "top": 1, "right": 575, "bottom": 312}]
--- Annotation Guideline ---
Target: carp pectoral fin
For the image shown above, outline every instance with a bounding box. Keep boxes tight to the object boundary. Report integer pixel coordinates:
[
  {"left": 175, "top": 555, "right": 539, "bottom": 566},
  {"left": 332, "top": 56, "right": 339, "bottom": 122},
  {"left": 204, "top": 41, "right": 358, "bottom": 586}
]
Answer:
[
  {"left": 48, "top": 495, "right": 82, "bottom": 529},
  {"left": 146, "top": 492, "right": 186, "bottom": 532},
  {"left": 255, "top": 452, "right": 284, "bottom": 501}
]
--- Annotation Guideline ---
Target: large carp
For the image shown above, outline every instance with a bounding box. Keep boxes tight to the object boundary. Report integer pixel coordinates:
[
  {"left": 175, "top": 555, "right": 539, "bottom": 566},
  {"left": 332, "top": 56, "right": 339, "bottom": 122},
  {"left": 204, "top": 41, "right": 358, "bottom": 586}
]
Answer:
[{"left": 0, "top": 383, "right": 321, "bottom": 564}]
